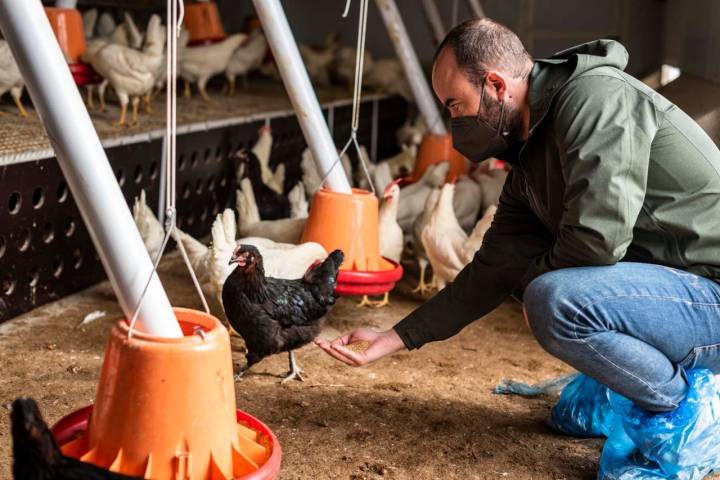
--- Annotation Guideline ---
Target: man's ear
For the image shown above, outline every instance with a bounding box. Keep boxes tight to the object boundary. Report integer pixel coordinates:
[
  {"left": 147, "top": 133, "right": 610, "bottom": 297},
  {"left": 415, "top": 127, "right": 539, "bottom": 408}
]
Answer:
[{"left": 485, "top": 71, "right": 507, "bottom": 101}]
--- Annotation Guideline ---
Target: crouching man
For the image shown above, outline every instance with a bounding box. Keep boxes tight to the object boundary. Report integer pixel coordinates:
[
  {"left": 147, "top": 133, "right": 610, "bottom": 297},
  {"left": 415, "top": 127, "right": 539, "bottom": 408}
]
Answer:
[{"left": 317, "top": 17, "right": 720, "bottom": 478}]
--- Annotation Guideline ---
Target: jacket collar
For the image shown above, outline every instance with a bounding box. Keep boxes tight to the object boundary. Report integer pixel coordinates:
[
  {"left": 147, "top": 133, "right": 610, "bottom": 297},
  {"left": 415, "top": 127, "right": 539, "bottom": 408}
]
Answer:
[{"left": 527, "top": 56, "right": 577, "bottom": 135}]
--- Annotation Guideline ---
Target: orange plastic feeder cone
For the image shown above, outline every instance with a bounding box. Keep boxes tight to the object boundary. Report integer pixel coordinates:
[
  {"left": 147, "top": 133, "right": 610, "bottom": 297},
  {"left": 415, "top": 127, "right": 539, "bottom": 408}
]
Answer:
[
  {"left": 412, "top": 133, "right": 469, "bottom": 182},
  {"left": 301, "top": 188, "right": 402, "bottom": 296},
  {"left": 51, "top": 308, "right": 281, "bottom": 479},
  {"left": 184, "top": 2, "right": 227, "bottom": 46},
  {"left": 45, "top": 7, "right": 87, "bottom": 64}
]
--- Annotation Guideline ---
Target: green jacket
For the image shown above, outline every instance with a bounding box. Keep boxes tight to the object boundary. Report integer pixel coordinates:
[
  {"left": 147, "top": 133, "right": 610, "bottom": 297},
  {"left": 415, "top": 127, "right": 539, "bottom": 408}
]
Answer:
[{"left": 395, "top": 40, "right": 720, "bottom": 350}]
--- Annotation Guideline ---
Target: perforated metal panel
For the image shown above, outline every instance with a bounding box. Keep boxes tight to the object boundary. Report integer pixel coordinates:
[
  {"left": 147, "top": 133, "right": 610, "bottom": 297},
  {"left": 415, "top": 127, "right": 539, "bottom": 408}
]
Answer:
[{"left": 0, "top": 96, "right": 408, "bottom": 323}]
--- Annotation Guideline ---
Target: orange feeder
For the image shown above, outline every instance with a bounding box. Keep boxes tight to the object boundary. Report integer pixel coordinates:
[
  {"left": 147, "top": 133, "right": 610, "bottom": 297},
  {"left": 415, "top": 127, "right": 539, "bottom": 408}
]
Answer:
[
  {"left": 45, "top": 7, "right": 86, "bottom": 64},
  {"left": 183, "top": 1, "right": 227, "bottom": 46},
  {"left": 301, "top": 188, "right": 403, "bottom": 296},
  {"left": 412, "top": 133, "right": 469, "bottom": 182},
  {"left": 51, "top": 308, "right": 281, "bottom": 479}
]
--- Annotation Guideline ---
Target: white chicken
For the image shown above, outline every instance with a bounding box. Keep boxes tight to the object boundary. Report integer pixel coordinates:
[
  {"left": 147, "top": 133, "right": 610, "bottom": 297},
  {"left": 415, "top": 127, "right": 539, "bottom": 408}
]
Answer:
[
  {"left": 298, "top": 33, "right": 340, "bottom": 88},
  {"left": 82, "top": 12, "right": 142, "bottom": 112},
  {"left": 236, "top": 179, "right": 306, "bottom": 243},
  {"left": 288, "top": 182, "right": 309, "bottom": 219},
  {"left": 152, "top": 28, "right": 190, "bottom": 98},
  {"left": 249, "top": 125, "right": 284, "bottom": 195},
  {"left": 224, "top": 31, "right": 268, "bottom": 94},
  {"left": 300, "top": 147, "right": 353, "bottom": 194},
  {"left": 411, "top": 187, "right": 441, "bottom": 294},
  {"left": 133, "top": 190, "right": 164, "bottom": 260},
  {"left": 180, "top": 33, "right": 247, "bottom": 102},
  {"left": 396, "top": 116, "right": 427, "bottom": 149},
  {"left": 173, "top": 208, "right": 327, "bottom": 308},
  {"left": 358, "top": 181, "right": 403, "bottom": 308},
  {"left": 453, "top": 174, "right": 483, "bottom": 232},
  {"left": 397, "top": 161, "right": 450, "bottom": 232},
  {"left": 365, "top": 58, "right": 412, "bottom": 100},
  {"left": 91, "top": 15, "right": 166, "bottom": 126},
  {"left": 0, "top": 40, "right": 27, "bottom": 117},
  {"left": 471, "top": 166, "right": 508, "bottom": 213},
  {"left": 332, "top": 46, "right": 374, "bottom": 91},
  {"left": 421, "top": 183, "right": 497, "bottom": 289},
  {"left": 383, "top": 143, "right": 418, "bottom": 179}
]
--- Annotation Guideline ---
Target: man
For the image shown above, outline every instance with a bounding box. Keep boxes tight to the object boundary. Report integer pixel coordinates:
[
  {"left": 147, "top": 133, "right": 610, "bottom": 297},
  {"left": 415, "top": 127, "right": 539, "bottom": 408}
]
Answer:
[{"left": 317, "top": 17, "right": 720, "bottom": 476}]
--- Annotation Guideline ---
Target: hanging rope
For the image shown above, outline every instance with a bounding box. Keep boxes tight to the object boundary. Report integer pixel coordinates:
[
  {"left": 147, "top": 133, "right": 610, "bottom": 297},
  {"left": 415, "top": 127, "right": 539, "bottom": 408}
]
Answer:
[
  {"left": 319, "top": 0, "right": 375, "bottom": 195},
  {"left": 128, "top": 0, "right": 209, "bottom": 339}
]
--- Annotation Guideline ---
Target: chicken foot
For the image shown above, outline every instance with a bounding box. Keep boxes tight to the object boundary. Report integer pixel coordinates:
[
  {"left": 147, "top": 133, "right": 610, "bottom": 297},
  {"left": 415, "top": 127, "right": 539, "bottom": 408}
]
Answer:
[
  {"left": 129, "top": 97, "right": 140, "bottom": 126},
  {"left": 12, "top": 92, "right": 27, "bottom": 117},
  {"left": 222, "top": 76, "right": 236, "bottom": 96},
  {"left": 142, "top": 94, "right": 153, "bottom": 114},
  {"left": 280, "top": 350, "right": 305, "bottom": 383},
  {"left": 411, "top": 260, "right": 430, "bottom": 294}
]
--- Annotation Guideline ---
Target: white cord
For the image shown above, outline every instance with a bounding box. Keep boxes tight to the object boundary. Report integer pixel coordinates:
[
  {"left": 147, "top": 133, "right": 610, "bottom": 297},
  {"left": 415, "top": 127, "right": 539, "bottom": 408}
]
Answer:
[
  {"left": 320, "top": 0, "right": 374, "bottom": 195},
  {"left": 128, "top": 0, "right": 209, "bottom": 339}
]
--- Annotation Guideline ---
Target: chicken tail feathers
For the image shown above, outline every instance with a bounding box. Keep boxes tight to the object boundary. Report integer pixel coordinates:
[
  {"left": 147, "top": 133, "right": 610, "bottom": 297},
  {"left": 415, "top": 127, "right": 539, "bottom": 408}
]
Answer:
[
  {"left": 304, "top": 249, "right": 344, "bottom": 298},
  {"left": 11, "top": 397, "right": 60, "bottom": 477}
]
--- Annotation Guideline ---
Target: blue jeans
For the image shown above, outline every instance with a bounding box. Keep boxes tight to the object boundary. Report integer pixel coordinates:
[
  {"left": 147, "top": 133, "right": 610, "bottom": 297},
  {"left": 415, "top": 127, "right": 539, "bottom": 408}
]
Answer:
[{"left": 523, "top": 262, "right": 720, "bottom": 412}]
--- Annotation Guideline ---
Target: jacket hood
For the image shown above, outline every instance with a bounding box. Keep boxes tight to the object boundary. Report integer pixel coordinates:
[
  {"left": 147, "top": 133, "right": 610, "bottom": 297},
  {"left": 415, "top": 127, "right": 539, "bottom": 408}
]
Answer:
[{"left": 527, "top": 40, "right": 630, "bottom": 133}]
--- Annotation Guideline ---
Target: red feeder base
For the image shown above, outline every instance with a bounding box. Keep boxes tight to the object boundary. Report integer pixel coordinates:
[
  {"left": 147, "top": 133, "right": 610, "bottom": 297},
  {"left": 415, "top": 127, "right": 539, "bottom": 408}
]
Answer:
[
  {"left": 69, "top": 63, "right": 101, "bottom": 87},
  {"left": 335, "top": 258, "right": 404, "bottom": 297},
  {"left": 52, "top": 405, "right": 282, "bottom": 480}
]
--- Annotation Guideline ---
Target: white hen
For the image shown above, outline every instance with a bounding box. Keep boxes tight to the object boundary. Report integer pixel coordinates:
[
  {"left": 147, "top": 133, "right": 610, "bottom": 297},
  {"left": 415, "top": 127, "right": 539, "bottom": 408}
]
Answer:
[
  {"left": 133, "top": 190, "right": 164, "bottom": 260},
  {"left": 249, "top": 126, "right": 284, "bottom": 195},
  {"left": 397, "top": 161, "right": 450, "bottom": 232},
  {"left": 365, "top": 58, "right": 412, "bottom": 100},
  {"left": 236, "top": 179, "right": 306, "bottom": 243},
  {"left": 421, "top": 184, "right": 497, "bottom": 289},
  {"left": 300, "top": 147, "right": 353, "bottom": 193},
  {"left": 180, "top": 33, "right": 246, "bottom": 101},
  {"left": 224, "top": 31, "right": 267, "bottom": 93},
  {"left": 0, "top": 40, "right": 27, "bottom": 117},
  {"left": 288, "top": 183, "right": 309, "bottom": 219},
  {"left": 383, "top": 144, "right": 418, "bottom": 179},
  {"left": 411, "top": 187, "right": 441, "bottom": 294},
  {"left": 91, "top": 15, "right": 166, "bottom": 126},
  {"left": 298, "top": 33, "right": 340, "bottom": 88},
  {"left": 174, "top": 208, "right": 327, "bottom": 307}
]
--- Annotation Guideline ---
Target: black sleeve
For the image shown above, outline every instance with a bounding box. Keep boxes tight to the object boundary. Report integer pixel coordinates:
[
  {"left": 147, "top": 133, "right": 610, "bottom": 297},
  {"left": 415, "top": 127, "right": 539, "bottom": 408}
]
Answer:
[{"left": 393, "top": 169, "right": 553, "bottom": 349}]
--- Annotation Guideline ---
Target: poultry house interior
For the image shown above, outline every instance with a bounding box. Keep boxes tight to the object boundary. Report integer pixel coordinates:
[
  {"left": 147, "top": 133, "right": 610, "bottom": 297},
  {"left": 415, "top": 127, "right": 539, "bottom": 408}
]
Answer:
[{"left": 1, "top": 0, "right": 719, "bottom": 479}]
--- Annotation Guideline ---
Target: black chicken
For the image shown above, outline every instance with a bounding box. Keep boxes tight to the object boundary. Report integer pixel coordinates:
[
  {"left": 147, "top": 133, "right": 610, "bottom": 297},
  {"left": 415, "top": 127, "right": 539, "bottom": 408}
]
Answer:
[
  {"left": 11, "top": 397, "right": 141, "bottom": 480},
  {"left": 236, "top": 149, "right": 290, "bottom": 220},
  {"left": 222, "top": 244, "right": 344, "bottom": 382}
]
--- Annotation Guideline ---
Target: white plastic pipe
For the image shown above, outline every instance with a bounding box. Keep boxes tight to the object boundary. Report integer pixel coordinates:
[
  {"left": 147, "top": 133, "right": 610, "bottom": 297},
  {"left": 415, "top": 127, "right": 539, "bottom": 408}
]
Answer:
[
  {"left": 375, "top": 0, "right": 446, "bottom": 135},
  {"left": 466, "top": 0, "right": 486, "bottom": 18},
  {"left": 420, "top": 0, "right": 446, "bottom": 46},
  {"left": 252, "top": 0, "right": 352, "bottom": 194},
  {"left": 0, "top": 0, "right": 182, "bottom": 338}
]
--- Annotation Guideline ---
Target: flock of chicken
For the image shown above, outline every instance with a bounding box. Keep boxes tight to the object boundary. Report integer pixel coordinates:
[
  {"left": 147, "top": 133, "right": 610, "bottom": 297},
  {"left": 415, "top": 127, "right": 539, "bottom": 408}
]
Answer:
[{"left": 0, "top": 9, "right": 411, "bottom": 126}]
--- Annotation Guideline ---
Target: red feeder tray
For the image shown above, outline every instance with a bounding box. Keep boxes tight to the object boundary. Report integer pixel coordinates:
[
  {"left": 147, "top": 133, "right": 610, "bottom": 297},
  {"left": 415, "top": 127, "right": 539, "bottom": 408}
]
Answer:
[
  {"left": 335, "top": 258, "right": 404, "bottom": 297},
  {"left": 52, "top": 405, "right": 282, "bottom": 480},
  {"left": 69, "top": 62, "right": 101, "bottom": 87}
]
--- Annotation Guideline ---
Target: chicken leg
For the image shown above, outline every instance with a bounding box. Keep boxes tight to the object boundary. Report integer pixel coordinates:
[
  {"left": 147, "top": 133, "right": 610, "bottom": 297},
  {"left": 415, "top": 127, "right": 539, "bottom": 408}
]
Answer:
[
  {"left": 115, "top": 101, "right": 128, "bottom": 127},
  {"left": 373, "top": 292, "right": 391, "bottom": 308},
  {"left": 183, "top": 79, "right": 192, "bottom": 99},
  {"left": 129, "top": 97, "right": 140, "bottom": 127},
  {"left": 98, "top": 80, "right": 108, "bottom": 113},
  {"left": 198, "top": 78, "right": 212, "bottom": 103},
  {"left": 11, "top": 90, "right": 27, "bottom": 117},
  {"left": 411, "top": 259, "right": 430, "bottom": 294},
  {"left": 143, "top": 94, "right": 153, "bottom": 114},
  {"left": 281, "top": 350, "right": 305, "bottom": 383},
  {"left": 86, "top": 85, "right": 95, "bottom": 110}
]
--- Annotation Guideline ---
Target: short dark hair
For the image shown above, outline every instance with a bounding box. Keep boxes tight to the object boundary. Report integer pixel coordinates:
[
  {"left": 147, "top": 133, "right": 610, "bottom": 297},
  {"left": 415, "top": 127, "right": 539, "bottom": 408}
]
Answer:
[{"left": 434, "top": 18, "right": 533, "bottom": 86}]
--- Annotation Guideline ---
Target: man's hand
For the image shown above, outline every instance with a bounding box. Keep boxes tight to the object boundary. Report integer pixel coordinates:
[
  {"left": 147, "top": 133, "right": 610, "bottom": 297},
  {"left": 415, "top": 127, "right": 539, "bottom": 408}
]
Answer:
[{"left": 315, "top": 328, "right": 406, "bottom": 366}]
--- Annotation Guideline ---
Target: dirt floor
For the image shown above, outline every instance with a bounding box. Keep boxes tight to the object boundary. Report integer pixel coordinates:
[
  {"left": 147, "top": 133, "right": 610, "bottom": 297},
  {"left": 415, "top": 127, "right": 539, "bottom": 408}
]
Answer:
[{"left": 0, "top": 252, "right": 605, "bottom": 480}]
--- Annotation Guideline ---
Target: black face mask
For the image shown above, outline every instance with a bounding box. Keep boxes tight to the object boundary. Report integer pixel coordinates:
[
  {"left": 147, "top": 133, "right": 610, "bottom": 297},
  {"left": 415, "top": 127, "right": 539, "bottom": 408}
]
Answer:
[{"left": 450, "top": 81, "right": 508, "bottom": 163}]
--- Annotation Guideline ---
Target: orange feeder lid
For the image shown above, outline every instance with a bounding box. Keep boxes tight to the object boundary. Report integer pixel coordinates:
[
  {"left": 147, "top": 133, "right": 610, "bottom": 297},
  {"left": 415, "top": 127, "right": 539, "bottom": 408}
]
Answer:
[
  {"left": 52, "top": 308, "right": 281, "bottom": 479},
  {"left": 184, "top": 2, "right": 227, "bottom": 46},
  {"left": 301, "top": 188, "right": 403, "bottom": 296},
  {"left": 412, "top": 133, "right": 469, "bottom": 182},
  {"left": 45, "top": 7, "right": 87, "bottom": 64}
]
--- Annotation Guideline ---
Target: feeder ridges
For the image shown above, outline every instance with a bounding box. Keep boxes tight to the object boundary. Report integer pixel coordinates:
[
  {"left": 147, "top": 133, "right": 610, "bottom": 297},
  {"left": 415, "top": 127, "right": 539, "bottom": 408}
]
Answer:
[
  {"left": 412, "top": 133, "right": 469, "bottom": 182},
  {"left": 52, "top": 308, "right": 281, "bottom": 479}
]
